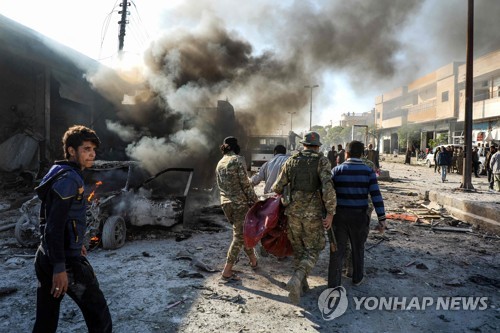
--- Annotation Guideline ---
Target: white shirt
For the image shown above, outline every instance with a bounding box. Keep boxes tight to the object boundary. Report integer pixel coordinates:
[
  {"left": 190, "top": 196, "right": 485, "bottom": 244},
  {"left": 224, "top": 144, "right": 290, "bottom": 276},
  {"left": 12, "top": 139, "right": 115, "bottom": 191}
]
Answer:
[{"left": 250, "top": 154, "right": 289, "bottom": 194}]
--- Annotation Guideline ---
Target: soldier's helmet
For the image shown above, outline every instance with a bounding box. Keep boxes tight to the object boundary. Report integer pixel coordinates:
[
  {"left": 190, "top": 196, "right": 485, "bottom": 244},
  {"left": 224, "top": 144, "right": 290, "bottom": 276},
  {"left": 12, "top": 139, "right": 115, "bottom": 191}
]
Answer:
[{"left": 299, "top": 131, "right": 322, "bottom": 146}]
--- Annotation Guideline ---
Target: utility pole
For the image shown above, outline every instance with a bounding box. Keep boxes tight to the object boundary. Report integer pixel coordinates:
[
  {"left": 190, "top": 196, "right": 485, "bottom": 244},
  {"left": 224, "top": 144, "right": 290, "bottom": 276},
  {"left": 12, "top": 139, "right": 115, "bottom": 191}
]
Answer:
[
  {"left": 460, "top": 0, "right": 474, "bottom": 190},
  {"left": 305, "top": 85, "right": 319, "bottom": 130},
  {"left": 118, "top": 0, "right": 130, "bottom": 56},
  {"left": 287, "top": 111, "right": 296, "bottom": 131}
]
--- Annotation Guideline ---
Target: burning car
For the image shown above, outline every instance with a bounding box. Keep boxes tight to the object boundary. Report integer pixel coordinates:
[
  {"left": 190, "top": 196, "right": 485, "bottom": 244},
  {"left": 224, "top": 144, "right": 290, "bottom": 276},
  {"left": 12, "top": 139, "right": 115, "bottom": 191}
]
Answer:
[{"left": 15, "top": 161, "right": 194, "bottom": 250}]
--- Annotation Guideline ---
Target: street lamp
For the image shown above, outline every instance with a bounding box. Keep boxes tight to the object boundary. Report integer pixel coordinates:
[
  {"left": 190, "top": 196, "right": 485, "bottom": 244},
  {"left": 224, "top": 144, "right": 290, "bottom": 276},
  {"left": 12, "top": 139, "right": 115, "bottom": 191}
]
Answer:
[
  {"left": 305, "top": 84, "right": 319, "bottom": 130},
  {"left": 287, "top": 111, "right": 296, "bottom": 131}
]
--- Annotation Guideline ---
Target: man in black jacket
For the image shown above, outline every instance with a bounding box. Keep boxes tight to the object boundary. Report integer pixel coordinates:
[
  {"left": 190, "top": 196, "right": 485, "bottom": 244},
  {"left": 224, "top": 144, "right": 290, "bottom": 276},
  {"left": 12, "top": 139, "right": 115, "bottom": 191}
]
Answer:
[{"left": 33, "top": 125, "right": 112, "bottom": 333}]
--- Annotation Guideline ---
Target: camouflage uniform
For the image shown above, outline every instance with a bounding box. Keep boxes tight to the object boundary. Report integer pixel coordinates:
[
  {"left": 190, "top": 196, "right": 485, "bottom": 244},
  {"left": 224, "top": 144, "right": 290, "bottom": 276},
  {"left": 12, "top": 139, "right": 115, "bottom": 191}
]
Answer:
[
  {"left": 216, "top": 151, "right": 258, "bottom": 265},
  {"left": 272, "top": 149, "right": 336, "bottom": 301}
]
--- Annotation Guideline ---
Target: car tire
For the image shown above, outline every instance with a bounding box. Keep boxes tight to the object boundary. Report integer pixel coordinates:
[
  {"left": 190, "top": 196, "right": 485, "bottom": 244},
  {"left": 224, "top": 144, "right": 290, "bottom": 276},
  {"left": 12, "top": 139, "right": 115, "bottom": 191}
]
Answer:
[{"left": 102, "top": 216, "right": 126, "bottom": 249}]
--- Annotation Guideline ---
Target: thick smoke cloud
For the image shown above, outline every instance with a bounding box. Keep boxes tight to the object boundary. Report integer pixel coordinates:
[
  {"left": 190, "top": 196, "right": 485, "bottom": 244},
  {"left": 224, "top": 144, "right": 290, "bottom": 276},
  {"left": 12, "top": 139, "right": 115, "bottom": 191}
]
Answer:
[{"left": 87, "top": 0, "right": 500, "bottom": 186}]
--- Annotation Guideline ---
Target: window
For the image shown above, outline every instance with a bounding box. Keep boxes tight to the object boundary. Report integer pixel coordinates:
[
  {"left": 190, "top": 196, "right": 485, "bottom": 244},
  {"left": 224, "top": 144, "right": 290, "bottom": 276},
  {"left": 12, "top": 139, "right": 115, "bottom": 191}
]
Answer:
[{"left": 442, "top": 91, "right": 449, "bottom": 102}]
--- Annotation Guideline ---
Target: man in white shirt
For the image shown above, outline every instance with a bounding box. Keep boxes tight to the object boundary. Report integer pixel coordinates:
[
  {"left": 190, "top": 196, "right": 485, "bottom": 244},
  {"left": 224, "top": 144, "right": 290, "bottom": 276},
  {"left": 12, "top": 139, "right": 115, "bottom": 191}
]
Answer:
[{"left": 251, "top": 145, "right": 289, "bottom": 194}]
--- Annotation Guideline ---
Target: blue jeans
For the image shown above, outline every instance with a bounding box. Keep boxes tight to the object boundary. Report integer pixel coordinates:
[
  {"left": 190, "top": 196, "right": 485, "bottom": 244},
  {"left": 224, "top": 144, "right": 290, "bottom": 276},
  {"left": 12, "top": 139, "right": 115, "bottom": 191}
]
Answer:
[{"left": 441, "top": 165, "right": 447, "bottom": 181}]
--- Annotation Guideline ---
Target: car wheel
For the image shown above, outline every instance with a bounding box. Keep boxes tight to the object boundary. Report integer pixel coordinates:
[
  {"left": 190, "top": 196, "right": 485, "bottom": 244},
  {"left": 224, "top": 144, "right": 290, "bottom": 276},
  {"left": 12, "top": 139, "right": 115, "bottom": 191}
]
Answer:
[
  {"left": 427, "top": 160, "right": 432, "bottom": 168},
  {"left": 14, "top": 216, "right": 39, "bottom": 247},
  {"left": 102, "top": 216, "right": 126, "bottom": 249}
]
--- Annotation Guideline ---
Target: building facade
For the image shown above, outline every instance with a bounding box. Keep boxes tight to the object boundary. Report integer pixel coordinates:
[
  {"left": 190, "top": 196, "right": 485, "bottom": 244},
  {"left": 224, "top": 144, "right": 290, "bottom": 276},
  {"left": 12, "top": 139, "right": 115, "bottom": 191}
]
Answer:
[{"left": 375, "top": 49, "right": 500, "bottom": 154}]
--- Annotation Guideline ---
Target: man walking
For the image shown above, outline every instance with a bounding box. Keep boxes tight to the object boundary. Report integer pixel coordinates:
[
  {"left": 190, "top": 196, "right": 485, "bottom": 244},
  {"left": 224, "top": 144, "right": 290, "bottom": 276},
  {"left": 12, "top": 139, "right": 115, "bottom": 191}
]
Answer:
[
  {"left": 490, "top": 147, "right": 500, "bottom": 192},
  {"left": 272, "top": 131, "right": 336, "bottom": 304},
  {"left": 328, "top": 141, "right": 386, "bottom": 288},
  {"left": 250, "top": 144, "right": 289, "bottom": 195},
  {"left": 472, "top": 147, "right": 480, "bottom": 178},
  {"left": 327, "top": 145, "right": 337, "bottom": 169},
  {"left": 437, "top": 146, "right": 451, "bottom": 182},
  {"left": 33, "top": 125, "right": 112, "bottom": 333},
  {"left": 486, "top": 146, "right": 497, "bottom": 191},
  {"left": 364, "top": 143, "right": 380, "bottom": 170},
  {"left": 336, "top": 144, "right": 345, "bottom": 165}
]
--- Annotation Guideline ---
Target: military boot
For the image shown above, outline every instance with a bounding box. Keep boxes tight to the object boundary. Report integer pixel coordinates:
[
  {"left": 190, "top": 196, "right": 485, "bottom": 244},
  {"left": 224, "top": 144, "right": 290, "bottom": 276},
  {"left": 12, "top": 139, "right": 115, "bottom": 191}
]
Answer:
[
  {"left": 286, "top": 270, "right": 305, "bottom": 304},
  {"left": 301, "top": 276, "right": 309, "bottom": 295}
]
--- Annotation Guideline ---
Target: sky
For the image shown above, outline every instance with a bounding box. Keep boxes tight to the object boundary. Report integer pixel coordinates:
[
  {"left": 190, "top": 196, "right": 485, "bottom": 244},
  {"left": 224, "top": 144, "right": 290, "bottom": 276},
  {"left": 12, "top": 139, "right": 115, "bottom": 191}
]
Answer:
[{"left": 1, "top": 0, "right": 500, "bottom": 133}]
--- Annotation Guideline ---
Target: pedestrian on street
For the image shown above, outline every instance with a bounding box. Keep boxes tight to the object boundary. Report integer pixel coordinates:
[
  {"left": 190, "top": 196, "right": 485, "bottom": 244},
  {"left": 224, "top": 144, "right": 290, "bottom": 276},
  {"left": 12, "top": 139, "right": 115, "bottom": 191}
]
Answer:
[
  {"left": 404, "top": 147, "right": 412, "bottom": 165},
  {"left": 328, "top": 141, "right": 386, "bottom": 288},
  {"left": 336, "top": 144, "right": 345, "bottom": 165},
  {"left": 33, "top": 125, "right": 112, "bottom": 333},
  {"left": 342, "top": 155, "right": 377, "bottom": 278},
  {"left": 452, "top": 147, "right": 458, "bottom": 173},
  {"left": 457, "top": 147, "right": 464, "bottom": 175},
  {"left": 216, "top": 136, "right": 259, "bottom": 281},
  {"left": 472, "top": 147, "right": 480, "bottom": 178},
  {"left": 364, "top": 143, "right": 380, "bottom": 170},
  {"left": 486, "top": 146, "right": 497, "bottom": 191},
  {"left": 327, "top": 145, "right": 338, "bottom": 169},
  {"left": 446, "top": 146, "right": 453, "bottom": 173},
  {"left": 490, "top": 148, "right": 500, "bottom": 192},
  {"left": 437, "top": 146, "right": 451, "bottom": 182},
  {"left": 434, "top": 147, "right": 441, "bottom": 173},
  {"left": 272, "top": 131, "right": 336, "bottom": 304}
]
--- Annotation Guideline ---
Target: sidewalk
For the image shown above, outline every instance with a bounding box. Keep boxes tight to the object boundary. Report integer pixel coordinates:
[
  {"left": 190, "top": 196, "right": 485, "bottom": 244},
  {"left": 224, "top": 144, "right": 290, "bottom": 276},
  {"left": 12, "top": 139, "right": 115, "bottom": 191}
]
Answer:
[{"left": 379, "top": 155, "right": 500, "bottom": 235}]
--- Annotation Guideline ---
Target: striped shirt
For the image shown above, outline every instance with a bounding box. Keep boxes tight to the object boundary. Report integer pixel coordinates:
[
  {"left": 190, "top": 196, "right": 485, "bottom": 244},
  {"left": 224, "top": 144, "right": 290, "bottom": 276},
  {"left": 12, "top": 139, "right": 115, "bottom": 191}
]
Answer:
[{"left": 331, "top": 158, "right": 386, "bottom": 222}]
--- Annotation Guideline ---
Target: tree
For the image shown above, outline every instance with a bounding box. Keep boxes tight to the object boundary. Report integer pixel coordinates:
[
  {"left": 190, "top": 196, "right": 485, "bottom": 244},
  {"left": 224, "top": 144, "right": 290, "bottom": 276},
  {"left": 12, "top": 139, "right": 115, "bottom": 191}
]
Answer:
[
  {"left": 428, "top": 133, "right": 448, "bottom": 149},
  {"left": 397, "top": 125, "right": 420, "bottom": 150}
]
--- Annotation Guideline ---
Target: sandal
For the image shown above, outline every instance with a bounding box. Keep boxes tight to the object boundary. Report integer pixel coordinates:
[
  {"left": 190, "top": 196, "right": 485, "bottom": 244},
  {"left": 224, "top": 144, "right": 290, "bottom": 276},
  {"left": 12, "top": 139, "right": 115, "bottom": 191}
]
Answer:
[
  {"left": 249, "top": 255, "right": 258, "bottom": 270},
  {"left": 221, "top": 273, "right": 241, "bottom": 282}
]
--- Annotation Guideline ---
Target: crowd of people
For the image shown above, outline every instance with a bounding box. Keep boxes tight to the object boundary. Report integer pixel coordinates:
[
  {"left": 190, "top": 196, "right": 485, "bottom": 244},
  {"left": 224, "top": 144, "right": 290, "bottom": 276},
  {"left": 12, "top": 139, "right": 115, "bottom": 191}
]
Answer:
[
  {"left": 34, "top": 124, "right": 498, "bottom": 331},
  {"left": 431, "top": 144, "right": 500, "bottom": 188},
  {"left": 216, "top": 132, "right": 386, "bottom": 305}
]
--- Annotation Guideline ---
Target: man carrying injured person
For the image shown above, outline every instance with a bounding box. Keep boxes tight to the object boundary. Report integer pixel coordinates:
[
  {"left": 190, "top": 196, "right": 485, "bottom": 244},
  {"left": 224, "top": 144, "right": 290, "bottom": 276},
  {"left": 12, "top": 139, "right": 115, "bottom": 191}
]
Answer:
[{"left": 272, "top": 131, "right": 336, "bottom": 304}]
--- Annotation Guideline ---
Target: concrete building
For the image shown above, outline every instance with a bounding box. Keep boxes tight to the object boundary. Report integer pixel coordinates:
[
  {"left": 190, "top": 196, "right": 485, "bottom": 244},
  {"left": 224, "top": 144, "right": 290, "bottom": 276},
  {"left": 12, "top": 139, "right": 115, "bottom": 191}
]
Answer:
[
  {"left": 0, "top": 14, "right": 129, "bottom": 173},
  {"left": 375, "top": 49, "right": 500, "bottom": 154},
  {"left": 339, "top": 110, "right": 374, "bottom": 127}
]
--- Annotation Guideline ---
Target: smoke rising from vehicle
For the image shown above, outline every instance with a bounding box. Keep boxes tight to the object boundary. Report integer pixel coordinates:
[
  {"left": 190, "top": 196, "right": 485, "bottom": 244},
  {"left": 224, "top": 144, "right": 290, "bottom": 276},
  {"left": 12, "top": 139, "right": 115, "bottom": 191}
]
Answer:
[{"left": 87, "top": 0, "right": 500, "bottom": 185}]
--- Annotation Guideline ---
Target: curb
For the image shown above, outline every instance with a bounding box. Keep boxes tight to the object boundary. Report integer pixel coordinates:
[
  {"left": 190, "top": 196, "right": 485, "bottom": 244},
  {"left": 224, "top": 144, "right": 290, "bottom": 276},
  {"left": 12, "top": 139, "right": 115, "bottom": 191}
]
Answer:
[{"left": 427, "top": 190, "right": 500, "bottom": 235}]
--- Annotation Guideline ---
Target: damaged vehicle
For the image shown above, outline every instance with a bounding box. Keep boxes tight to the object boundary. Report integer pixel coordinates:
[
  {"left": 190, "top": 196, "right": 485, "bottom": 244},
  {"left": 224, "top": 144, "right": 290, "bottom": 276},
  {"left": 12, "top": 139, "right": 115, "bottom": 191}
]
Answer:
[{"left": 15, "top": 161, "right": 194, "bottom": 250}]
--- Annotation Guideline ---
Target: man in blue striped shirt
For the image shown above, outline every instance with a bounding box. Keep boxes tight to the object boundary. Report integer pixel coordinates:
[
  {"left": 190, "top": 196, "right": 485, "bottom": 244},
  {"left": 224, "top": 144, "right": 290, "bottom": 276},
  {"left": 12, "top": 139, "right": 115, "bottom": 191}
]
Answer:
[{"left": 328, "top": 141, "right": 386, "bottom": 288}]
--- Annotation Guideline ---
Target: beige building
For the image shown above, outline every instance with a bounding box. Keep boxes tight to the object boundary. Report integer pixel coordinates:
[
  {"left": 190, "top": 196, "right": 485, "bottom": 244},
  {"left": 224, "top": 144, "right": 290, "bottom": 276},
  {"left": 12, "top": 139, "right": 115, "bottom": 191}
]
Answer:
[
  {"left": 339, "top": 110, "right": 374, "bottom": 127},
  {"left": 375, "top": 49, "right": 500, "bottom": 154}
]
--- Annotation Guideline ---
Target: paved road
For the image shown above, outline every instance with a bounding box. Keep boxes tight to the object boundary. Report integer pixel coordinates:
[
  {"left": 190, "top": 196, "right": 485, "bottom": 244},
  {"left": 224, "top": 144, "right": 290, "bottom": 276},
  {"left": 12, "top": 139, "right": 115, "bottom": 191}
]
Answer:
[{"left": 379, "top": 157, "right": 500, "bottom": 234}]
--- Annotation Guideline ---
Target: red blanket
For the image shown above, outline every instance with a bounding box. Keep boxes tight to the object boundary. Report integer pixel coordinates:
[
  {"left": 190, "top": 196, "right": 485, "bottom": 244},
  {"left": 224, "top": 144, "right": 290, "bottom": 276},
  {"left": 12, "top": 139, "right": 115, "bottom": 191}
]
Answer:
[{"left": 244, "top": 195, "right": 293, "bottom": 257}]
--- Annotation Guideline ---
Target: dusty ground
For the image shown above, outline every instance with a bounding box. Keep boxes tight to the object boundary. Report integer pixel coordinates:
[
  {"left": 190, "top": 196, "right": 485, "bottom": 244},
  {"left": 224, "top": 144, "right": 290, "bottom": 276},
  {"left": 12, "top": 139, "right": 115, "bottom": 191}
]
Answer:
[{"left": 0, "top": 160, "right": 499, "bottom": 333}]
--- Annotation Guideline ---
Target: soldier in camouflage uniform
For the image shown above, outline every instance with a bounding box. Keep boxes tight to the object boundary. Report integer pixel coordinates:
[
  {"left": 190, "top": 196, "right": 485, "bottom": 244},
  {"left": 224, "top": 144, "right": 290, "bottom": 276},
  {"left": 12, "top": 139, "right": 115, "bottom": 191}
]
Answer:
[
  {"left": 216, "top": 136, "right": 258, "bottom": 281},
  {"left": 272, "top": 131, "right": 336, "bottom": 304}
]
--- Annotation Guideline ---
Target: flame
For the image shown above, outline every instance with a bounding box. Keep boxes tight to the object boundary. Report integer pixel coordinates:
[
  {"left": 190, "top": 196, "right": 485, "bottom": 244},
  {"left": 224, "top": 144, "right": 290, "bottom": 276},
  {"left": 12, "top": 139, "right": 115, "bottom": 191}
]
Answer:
[{"left": 88, "top": 181, "right": 103, "bottom": 202}]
